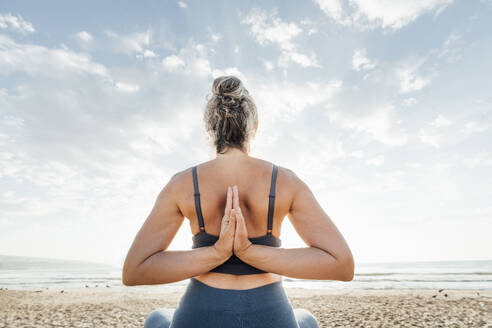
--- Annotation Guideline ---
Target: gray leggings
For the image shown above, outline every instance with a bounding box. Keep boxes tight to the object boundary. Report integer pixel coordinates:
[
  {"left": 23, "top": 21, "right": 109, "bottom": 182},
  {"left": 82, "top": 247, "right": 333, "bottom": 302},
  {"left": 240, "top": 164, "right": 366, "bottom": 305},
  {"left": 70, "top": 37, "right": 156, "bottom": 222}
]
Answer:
[{"left": 144, "top": 278, "right": 319, "bottom": 328}]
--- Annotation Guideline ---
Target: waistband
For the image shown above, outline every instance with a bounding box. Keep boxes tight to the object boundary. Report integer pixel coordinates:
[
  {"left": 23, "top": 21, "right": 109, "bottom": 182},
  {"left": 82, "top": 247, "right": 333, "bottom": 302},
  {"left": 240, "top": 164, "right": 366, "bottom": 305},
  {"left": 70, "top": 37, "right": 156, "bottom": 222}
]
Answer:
[{"left": 178, "top": 278, "right": 288, "bottom": 312}]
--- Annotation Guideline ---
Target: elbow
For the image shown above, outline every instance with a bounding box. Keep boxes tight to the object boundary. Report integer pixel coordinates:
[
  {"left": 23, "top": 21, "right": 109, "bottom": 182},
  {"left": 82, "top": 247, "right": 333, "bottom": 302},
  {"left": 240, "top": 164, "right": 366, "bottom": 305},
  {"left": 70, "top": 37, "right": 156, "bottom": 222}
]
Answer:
[
  {"left": 122, "top": 269, "right": 137, "bottom": 286},
  {"left": 338, "top": 253, "right": 355, "bottom": 282},
  {"left": 122, "top": 274, "right": 136, "bottom": 287},
  {"left": 122, "top": 262, "right": 140, "bottom": 286}
]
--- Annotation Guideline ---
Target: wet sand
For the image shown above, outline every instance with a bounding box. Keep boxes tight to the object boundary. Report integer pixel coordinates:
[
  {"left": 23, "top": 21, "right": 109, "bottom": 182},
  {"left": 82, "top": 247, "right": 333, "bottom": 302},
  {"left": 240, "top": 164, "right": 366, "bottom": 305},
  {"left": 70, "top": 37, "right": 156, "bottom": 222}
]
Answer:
[{"left": 0, "top": 286, "right": 490, "bottom": 327}]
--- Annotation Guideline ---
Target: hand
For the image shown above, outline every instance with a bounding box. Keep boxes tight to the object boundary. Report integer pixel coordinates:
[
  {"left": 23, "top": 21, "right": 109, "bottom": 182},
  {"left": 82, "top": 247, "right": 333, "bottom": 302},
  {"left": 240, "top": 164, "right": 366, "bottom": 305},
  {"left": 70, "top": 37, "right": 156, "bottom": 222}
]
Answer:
[
  {"left": 231, "top": 185, "right": 253, "bottom": 259},
  {"left": 213, "top": 186, "right": 236, "bottom": 261}
]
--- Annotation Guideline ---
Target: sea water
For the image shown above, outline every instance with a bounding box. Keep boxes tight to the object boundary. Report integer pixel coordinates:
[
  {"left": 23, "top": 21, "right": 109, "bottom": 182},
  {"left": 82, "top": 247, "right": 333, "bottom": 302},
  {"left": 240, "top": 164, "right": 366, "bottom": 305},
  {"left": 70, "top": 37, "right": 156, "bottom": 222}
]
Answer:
[{"left": 0, "top": 255, "right": 491, "bottom": 290}]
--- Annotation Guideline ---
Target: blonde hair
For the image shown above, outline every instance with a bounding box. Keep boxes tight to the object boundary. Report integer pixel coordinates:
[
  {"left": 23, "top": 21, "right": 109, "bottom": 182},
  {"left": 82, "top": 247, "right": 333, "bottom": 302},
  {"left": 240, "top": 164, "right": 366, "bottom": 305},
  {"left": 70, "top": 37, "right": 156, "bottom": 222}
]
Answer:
[{"left": 204, "top": 75, "right": 258, "bottom": 154}]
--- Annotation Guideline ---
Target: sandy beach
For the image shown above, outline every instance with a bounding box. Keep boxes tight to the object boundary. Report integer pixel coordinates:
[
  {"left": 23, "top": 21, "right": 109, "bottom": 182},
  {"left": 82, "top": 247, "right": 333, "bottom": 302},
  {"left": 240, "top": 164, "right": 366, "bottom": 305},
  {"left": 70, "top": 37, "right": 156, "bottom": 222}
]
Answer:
[{"left": 1, "top": 286, "right": 490, "bottom": 327}]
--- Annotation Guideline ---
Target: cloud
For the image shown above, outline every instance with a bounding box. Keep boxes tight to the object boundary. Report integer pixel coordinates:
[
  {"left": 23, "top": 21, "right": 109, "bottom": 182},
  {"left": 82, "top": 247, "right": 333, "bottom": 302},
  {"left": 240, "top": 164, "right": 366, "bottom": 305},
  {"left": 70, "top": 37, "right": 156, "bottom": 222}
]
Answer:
[
  {"left": 463, "top": 121, "right": 489, "bottom": 134},
  {"left": 159, "top": 40, "right": 223, "bottom": 77},
  {"left": 0, "top": 34, "right": 109, "bottom": 79},
  {"left": 402, "top": 97, "right": 418, "bottom": 107},
  {"left": 418, "top": 114, "right": 452, "bottom": 148},
  {"left": 104, "top": 29, "right": 158, "bottom": 59},
  {"left": 162, "top": 54, "right": 185, "bottom": 71},
  {"left": 210, "top": 32, "right": 222, "bottom": 42},
  {"left": 75, "top": 31, "right": 93, "bottom": 42},
  {"left": 115, "top": 82, "right": 140, "bottom": 93},
  {"left": 463, "top": 152, "right": 492, "bottom": 168},
  {"left": 314, "top": 0, "right": 351, "bottom": 26},
  {"left": 252, "top": 79, "right": 342, "bottom": 122},
  {"left": 313, "top": 0, "right": 453, "bottom": 30},
  {"left": 260, "top": 58, "right": 274, "bottom": 71},
  {"left": 349, "top": 150, "right": 364, "bottom": 158},
  {"left": 241, "top": 7, "right": 320, "bottom": 68},
  {"left": 352, "top": 48, "right": 377, "bottom": 71},
  {"left": 418, "top": 128, "right": 441, "bottom": 148},
  {"left": 366, "top": 154, "right": 385, "bottom": 166},
  {"left": 327, "top": 103, "right": 408, "bottom": 146},
  {"left": 396, "top": 57, "right": 434, "bottom": 94},
  {"left": 0, "top": 13, "right": 35, "bottom": 34},
  {"left": 300, "top": 18, "right": 319, "bottom": 35},
  {"left": 438, "top": 32, "right": 463, "bottom": 63},
  {"left": 178, "top": 1, "right": 188, "bottom": 8},
  {"left": 430, "top": 114, "right": 452, "bottom": 127}
]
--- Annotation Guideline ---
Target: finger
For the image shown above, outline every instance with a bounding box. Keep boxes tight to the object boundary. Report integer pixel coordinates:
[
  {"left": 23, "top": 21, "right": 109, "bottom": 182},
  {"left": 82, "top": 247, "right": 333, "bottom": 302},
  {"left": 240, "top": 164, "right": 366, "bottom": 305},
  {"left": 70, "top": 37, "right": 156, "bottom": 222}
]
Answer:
[
  {"left": 232, "top": 185, "right": 240, "bottom": 210},
  {"left": 234, "top": 208, "right": 245, "bottom": 231},
  {"left": 229, "top": 209, "right": 237, "bottom": 234},
  {"left": 224, "top": 186, "right": 232, "bottom": 216}
]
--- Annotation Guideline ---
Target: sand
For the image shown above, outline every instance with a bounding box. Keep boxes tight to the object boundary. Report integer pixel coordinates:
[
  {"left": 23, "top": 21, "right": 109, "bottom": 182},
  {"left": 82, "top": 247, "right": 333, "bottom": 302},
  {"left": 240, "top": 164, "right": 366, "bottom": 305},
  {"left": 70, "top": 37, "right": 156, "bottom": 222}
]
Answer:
[{"left": 0, "top": 286, "right": 491, "bottom": 327}]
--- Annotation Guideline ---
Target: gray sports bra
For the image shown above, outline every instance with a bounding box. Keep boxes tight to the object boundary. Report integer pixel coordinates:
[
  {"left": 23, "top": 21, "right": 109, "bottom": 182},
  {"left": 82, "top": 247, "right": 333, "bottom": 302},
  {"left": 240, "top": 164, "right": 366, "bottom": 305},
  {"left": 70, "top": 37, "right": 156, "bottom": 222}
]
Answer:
[{"left": 191, "top": 163, "right": 282, "bottom": 274}]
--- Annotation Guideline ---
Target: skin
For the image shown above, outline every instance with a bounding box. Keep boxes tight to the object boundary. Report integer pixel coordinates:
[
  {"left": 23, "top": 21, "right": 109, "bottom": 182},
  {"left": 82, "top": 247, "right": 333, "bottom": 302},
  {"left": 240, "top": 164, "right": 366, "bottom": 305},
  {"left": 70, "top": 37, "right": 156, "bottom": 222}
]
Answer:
[{"left": 122, "top": 122, "right": 354, "bottom": 289}]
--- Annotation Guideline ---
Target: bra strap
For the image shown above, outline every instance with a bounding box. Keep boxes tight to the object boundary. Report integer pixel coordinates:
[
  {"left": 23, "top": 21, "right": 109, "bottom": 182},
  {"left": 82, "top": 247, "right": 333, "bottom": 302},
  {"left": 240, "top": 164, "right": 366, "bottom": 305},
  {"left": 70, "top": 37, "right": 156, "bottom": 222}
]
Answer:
[
  {"left": 267, "top": 164, "right": 278, "bottom": 235},
  {"left": 192, "top": 166, "right": 205, "bottom": 231}
]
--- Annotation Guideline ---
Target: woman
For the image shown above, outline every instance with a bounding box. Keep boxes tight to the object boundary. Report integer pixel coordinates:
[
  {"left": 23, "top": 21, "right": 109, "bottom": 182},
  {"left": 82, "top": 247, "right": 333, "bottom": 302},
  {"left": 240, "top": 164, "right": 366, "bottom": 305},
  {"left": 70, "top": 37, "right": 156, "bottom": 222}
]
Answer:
[{"left": 122, "top": 76, "right": 354, "bottom": 327}]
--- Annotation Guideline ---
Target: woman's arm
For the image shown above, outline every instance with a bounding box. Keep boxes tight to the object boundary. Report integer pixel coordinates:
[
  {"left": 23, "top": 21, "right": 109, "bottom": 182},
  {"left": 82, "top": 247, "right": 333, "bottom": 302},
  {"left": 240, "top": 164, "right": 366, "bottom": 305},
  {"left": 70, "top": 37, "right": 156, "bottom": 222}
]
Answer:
[
  {"left": 237, "top": 169, "right": 354, "bottom": 281},
  {"left": 122, "top": 173, "right": 228, "bottom": 286}
]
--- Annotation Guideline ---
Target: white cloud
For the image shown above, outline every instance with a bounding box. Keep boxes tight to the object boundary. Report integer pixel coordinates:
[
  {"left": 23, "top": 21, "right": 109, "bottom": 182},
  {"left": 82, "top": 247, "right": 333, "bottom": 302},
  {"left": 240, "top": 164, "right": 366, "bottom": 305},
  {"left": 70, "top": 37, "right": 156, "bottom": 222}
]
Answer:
[
  {"left": 463, "top": 152, "right": 492, "bottom": 168},
  {"left": 419, "top": 128, "right": 441, "bottom": 148},
  {"left": 419, "top": 114, "right": 453, "bottom": 148},
  {"left": 211, "top": 67, "right": 248, "bottom": 83},
  {"left": 352, "top": 48, "right": 377, "bottom": 71},
  {"left": 402, "top": 97, "right": 418, "bottom": 107},
  {"left": 0, "top": 13, "right": 35, "bottom": 34},
  {"left": 0, "top": 34, "right": 109, "bottom": 79},
  {"left": 300, "top": 18, "right": 319, "bottom": 35},
  {"left": 210, "top": 32, "right": 222, "bottom": 42},
  {"left": 193, "top": 58, "right": 212, "bottom": 76},
  {"left": 366, "top": 154, "right": 384, "bottom": 166},
  {"left": 430, "top": 114, "right": 452, "bottom": 127},
  {"left": 349, "top": 150, "right": 364, "bottom": 158},
  {"left": 314, "top": 0, "right": 453, "bottom": 30},
  {"left": 141, "top": 49, "right": 158, "bottom": 59},
  {"left": 241, "top": 7, "right": 320, "bottom": 68},
  {"left": 162, "top": 54, "right": 185, "bottom": 71},
  {"left": 253, "top": 79, "right": 343, "bottom": 122},
  {"left": 396, "top": 58, "right": 433, "bottom": 94},
  {"left": 314, "top": 0, "right": 350, "bottom": 25},
  {"left": 438, "top": 32, "right": 463, "bottom": 63},
  {"left": 76, "top": 31, "right": 93, "bottom": 42},
  {"left": 178, "top": 1, "right": 188, "bottom": 8},
  {"left": 261, "top": 59, "right": 274, "bottom": 71},
  {"left": 278, "top": 51, "right": 319, "bottom": 68},
  {"left": 463, "top": 121, "right": 489, "bottom": 134},
  {"left": 327, "top": 103, "right": 408, "bottom": 146},
  {"left": 105, "top": 29, "right": 157, "bottom": 60},
  {"left": 115, "top": 82, "right": 140, "bottom": 93},
  {"left": 242, "top": 8, "right": 301, "bottom": 49}
]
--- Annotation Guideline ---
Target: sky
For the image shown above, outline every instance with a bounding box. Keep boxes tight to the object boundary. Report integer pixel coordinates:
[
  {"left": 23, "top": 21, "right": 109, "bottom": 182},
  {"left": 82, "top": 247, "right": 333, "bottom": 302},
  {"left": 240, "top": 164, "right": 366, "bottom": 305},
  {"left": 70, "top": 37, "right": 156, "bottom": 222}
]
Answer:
[{"left": 0, "top": 0, "right": 491, "bottom": 269}]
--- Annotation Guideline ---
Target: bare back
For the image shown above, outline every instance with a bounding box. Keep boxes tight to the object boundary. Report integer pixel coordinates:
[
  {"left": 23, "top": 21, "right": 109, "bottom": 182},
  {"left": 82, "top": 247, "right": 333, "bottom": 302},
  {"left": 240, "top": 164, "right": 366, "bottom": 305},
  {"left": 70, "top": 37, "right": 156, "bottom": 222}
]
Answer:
[{"left": 174, "top": 156, "right": 296, "bottom": 289}]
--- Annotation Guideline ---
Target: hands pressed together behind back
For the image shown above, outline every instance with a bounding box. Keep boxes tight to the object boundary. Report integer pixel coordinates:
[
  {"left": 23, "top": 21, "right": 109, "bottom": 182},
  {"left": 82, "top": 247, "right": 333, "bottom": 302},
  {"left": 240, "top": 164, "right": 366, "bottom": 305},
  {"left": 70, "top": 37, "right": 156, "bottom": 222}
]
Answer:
[{"left": 213, "top": 185, "right": 254, "bottom": 261}]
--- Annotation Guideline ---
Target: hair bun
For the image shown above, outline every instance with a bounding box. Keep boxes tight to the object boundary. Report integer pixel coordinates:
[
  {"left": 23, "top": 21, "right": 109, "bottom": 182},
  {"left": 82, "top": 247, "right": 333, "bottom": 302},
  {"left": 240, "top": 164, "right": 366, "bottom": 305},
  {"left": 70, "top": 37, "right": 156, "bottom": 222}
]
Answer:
[{"left": 204, "top": 75, "right": 259, "bottom": 154}]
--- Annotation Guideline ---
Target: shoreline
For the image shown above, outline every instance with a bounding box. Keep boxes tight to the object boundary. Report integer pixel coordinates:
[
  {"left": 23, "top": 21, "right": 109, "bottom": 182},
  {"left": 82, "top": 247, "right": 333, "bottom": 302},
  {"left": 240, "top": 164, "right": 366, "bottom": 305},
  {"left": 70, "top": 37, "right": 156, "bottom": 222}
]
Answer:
[{"left": 1, "top": 287, "right": 491, "bottom": 327}]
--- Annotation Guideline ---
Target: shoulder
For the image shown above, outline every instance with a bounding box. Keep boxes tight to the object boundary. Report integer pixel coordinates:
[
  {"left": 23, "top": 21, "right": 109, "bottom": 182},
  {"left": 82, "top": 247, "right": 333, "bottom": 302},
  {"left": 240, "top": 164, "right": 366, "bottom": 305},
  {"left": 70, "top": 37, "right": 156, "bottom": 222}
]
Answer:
[
  {"left": 157, "top": 166, "right": 193, "bottom": 199},
  {"left": 275, "top": 165, "right": 312, "bottom": 211},
  {"left": 275, "top": 165, "right": 307, "bottom": 190}
]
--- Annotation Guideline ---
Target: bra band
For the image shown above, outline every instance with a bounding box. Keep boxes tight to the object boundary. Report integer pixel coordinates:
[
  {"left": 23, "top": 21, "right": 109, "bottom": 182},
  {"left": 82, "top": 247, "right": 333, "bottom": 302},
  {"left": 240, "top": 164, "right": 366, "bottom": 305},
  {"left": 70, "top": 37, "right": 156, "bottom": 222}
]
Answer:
[
  {"left": 192, "top": 163, "right": 278, "bottom": 235},
  {"left": 267, "top": 164, "right": 278, "bottom": 235},
  {"left": 192, "top": 166, "right": 205, "bottom": 231}
]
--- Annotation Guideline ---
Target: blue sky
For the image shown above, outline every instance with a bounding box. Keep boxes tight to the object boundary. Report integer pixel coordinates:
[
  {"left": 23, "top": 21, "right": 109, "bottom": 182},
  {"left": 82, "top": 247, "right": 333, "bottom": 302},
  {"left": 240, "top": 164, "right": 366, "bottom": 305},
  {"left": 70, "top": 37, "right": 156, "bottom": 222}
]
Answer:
[{"left": 1, "top": 0, "right": 491, "bottom": 268}]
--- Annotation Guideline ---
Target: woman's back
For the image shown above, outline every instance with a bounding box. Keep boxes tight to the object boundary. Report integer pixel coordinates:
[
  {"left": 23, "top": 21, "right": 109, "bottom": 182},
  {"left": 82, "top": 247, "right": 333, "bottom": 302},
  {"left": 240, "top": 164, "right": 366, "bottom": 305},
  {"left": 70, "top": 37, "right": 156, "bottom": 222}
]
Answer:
[
  {"left": 173, "top": 153, "right": 297, "bottom": 289},
  {"left": 177, "top": 156, "right": 293, "bottom": 240}
]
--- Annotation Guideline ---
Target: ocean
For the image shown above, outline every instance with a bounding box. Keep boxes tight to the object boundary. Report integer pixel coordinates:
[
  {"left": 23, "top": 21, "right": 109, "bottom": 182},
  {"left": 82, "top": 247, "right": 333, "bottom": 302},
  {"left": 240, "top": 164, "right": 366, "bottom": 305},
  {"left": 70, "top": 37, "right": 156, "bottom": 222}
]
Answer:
[{"left": 0, "top": 255, "right": 491, "bottom": 290}]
